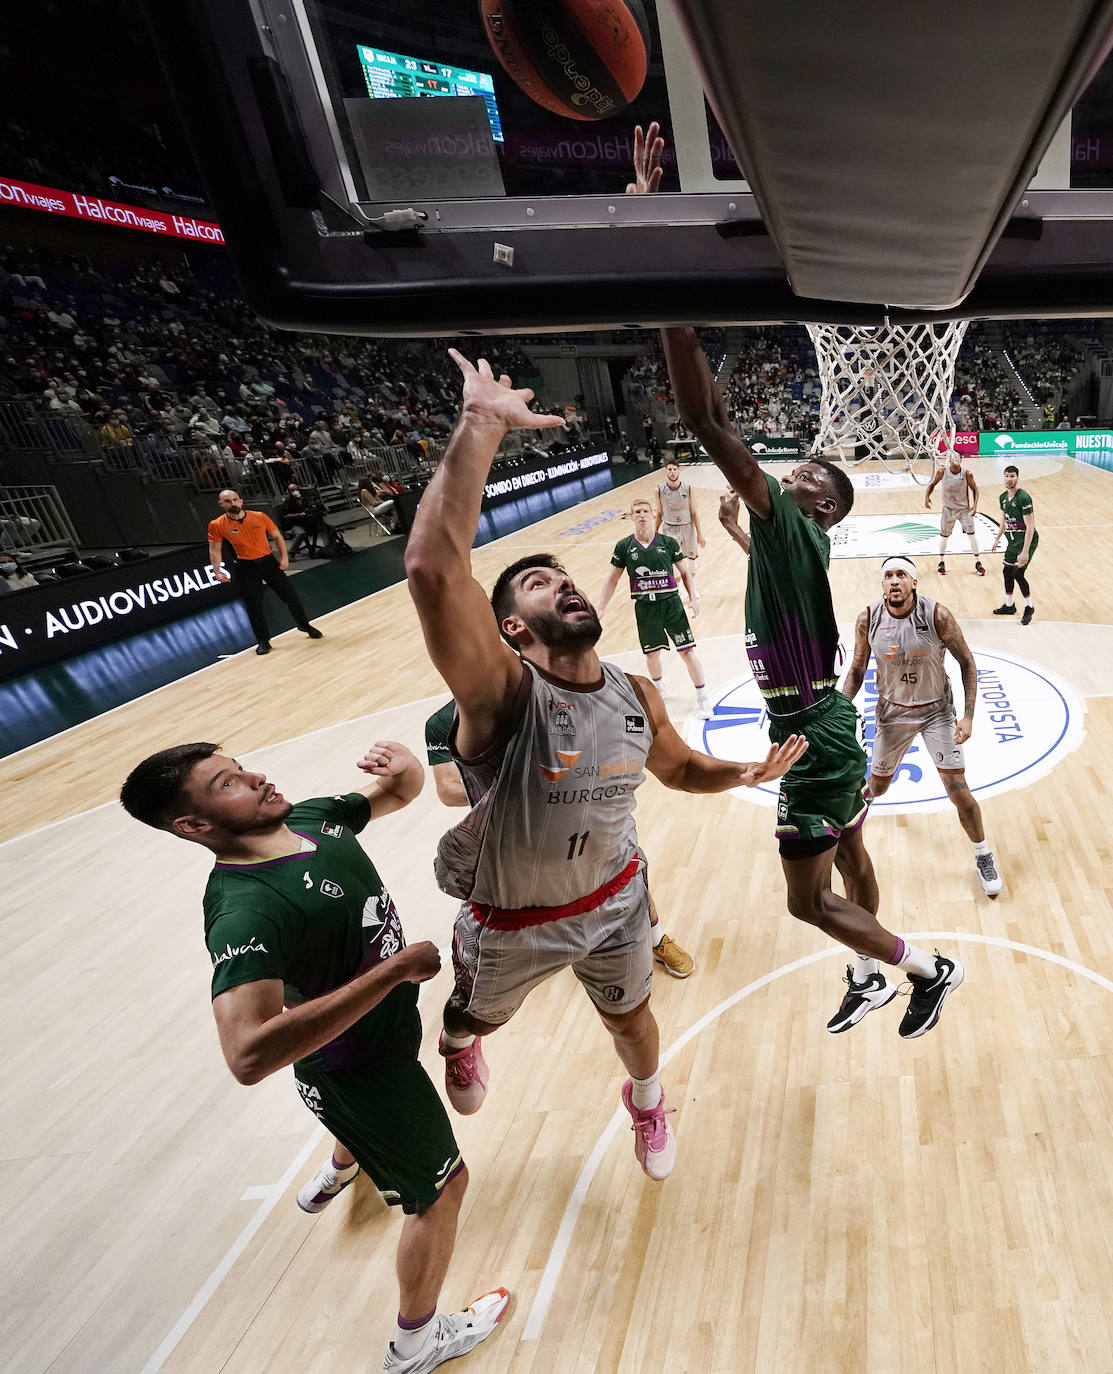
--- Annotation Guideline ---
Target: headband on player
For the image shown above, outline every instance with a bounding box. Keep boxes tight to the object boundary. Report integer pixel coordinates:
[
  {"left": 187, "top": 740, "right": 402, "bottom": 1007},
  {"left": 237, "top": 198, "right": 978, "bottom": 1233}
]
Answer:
[{"left": 881, "top": 556, "right": 918, "bottom": 577}]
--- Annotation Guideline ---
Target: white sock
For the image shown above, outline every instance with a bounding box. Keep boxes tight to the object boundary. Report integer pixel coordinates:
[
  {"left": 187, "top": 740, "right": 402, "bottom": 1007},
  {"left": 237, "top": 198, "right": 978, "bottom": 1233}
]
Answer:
[
  {"left": 852, "top": 952, "right": 878, "bottom": 983},
  {"left": 1004, "top": 594, "right": 1015, "bottom": 606},
  {"left": 652, "top": 927, "right": 665, "bottom": 948},
  {"left": 441, "top": 1029, "right": 475, "bottom": 1051},
  {"left": 894, "top": 939, "right": 937, "bottom": 979},
  {"left": 631, "top": 1071, "right": 661, "bottom": 1110},
  {"left": 973, "top": 839, "right": 989, "bottom": 856},
  {"left": 1024, "top": 597, "right": 1034, "bottom": 607},
  {"left": 393, "top": 1311, "right": 435, "bottom": 1358}
]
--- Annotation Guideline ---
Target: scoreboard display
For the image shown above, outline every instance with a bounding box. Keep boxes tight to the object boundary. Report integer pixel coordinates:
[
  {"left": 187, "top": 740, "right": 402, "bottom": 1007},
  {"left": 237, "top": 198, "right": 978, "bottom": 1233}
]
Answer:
[{"left": 357, "top": 45, "right": 504, "bottom": 142}]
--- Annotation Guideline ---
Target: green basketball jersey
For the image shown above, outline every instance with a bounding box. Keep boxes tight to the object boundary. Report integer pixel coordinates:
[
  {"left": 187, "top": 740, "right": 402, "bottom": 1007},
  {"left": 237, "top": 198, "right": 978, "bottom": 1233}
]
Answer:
[
  {"left": 425, "top": 699, "right": 456, "bottom": 766},
  {"left": 745, "top": 472, "right": 840, "bottom": 716},
  {"left": 999, "top": 488, "right": 1038, "bottom": 559},
  {"left": 611, "top": 532, "right": 682, "bottom": 598},
  {"left": 204, "top": 792, "right": 419, "bottom": 1074}
]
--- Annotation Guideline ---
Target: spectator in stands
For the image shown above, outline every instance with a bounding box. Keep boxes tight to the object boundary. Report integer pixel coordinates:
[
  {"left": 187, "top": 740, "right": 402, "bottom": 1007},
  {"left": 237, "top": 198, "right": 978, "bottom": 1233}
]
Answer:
[
  {"left": 358, "top": 474, "right": 399, "bottom": 533},
  {"left": 98, "top": 409, "right": 134, "bottom": 451},
  {"left": 0, "top": 554, "right": 38, "bottom": 593},
  {"left": 266, "top": 443, "right": 296, "bottom": 493},
  {"left": 348, "top": 429, "right": 377, "bottom": 466},
  {"left": 221, "top": 405, "right": 251, "bottom": 434}
]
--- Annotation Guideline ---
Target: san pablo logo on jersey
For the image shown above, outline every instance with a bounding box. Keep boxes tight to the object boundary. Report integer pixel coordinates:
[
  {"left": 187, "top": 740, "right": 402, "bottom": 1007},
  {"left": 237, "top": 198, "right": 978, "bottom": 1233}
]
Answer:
[{"left": 688, "top": 648, "right": 1084, "bottom": 814}]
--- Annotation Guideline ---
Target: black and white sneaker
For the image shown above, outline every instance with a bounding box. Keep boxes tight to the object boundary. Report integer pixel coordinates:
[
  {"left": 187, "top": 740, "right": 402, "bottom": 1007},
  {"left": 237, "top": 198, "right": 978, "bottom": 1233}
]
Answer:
[
  {"left": 992, "top": 604, "right": 1017, "bottom": 616},
  {"left": 1021, "top": 605, "right": 1035, "bottom": 626},
  {"left": 937, "top": 560, "right": 946, "bottom": 575},
  {"left": 898, "top": 955, "right": 964, "bottom": 1039},
  {"left": 826, "top": 968, "right": 898, "bottom": 1033},
  {"left": 975, "top": 852, "right": 1003, "bottom": 897}
]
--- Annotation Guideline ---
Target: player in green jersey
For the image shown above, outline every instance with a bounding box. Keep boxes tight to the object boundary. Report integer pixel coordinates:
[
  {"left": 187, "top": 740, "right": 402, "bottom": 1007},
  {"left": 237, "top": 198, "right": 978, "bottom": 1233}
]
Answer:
[
  {"left": 596, "top": 497, "right": 712, "bottom": 718},
  {"left": 990, "top": 464, "right": 1038, "bottom": 624},
  {"left": 629, "top": 120, "right": 964, "bottom": 1038},
  {"left": 120, "top": 742, "right": 510, "bottom": 1374}
]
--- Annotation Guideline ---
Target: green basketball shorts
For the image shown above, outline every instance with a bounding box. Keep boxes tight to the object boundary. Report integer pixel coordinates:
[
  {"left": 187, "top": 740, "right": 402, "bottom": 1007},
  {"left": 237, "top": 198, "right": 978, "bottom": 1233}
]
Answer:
[
  {"left": 633, "top": 593, "right": 695, "bottom": 654},
  {"left": 294, "top": 1056, "right": 463, "bottom": 1214},
  {"left": 768, "top": 690, "right": 868, "bottom": 854}
]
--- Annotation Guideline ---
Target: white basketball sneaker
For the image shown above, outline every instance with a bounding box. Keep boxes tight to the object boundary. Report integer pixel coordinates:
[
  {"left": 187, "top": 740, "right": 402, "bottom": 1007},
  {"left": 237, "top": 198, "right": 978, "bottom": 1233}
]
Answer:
[
  {"left": 975, "top": 851, "right": 1003, "bottom": 897},
  {"left": 296, "top": 1158, "right": 359, "bottom": 1213},
  {"left": 382, "top": 1289, "right": 511, "bottom": 1373}
]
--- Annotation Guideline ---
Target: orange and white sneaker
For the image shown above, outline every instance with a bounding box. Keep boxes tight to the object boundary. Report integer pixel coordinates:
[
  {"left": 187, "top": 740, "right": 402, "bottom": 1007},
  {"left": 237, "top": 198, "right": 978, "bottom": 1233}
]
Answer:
[
  {"left": 621, "top": 1079, "right": 677, "bottom": 1180},
  {"left": 438, "top": 1032, "right": 489, "bottom": 1115},
  {"left": 382, "top": 1289, "right": 511, "bottom": 1372}
]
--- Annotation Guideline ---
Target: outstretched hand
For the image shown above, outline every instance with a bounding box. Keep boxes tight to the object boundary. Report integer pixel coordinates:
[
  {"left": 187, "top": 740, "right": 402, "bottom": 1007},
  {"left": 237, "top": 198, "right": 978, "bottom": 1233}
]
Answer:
[
  {"left": 450, "top": 349, "right": 567, "bottom": 432},
  {"left": 626, "top": 122, "right": 664, "bottom": 195},
  {"left": 736, "top": 734, "right": 809, "bottom": 787}
]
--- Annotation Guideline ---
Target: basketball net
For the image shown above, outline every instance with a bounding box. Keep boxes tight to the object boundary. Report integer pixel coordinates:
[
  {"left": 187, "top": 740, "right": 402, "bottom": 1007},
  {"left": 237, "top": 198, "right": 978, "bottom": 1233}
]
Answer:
[{"left": 806, "top": 321, "right": 969, "bottom": 479}]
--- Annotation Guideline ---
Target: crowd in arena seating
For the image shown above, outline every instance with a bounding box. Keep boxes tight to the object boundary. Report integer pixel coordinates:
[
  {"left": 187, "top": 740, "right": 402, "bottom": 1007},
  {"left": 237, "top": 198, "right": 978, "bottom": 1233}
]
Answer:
[
  {"left": 0, "top": 241, "right": 574, "bottom": 507},
  {"left": 723, "top": 327, "right": 820, "bottom": 440},
  {"left": 1003, "top": 324, "right": 1091, "bottom": 419},
  {"left": 950, "top": 333, "right": 1027, "bottom": 431}
]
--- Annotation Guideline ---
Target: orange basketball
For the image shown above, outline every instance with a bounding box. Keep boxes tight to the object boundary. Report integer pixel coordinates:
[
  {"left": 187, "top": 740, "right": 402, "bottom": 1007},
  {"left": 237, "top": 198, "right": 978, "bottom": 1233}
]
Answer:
[{"left": 479, "top": 1, "right": 650, "bottom": 122}]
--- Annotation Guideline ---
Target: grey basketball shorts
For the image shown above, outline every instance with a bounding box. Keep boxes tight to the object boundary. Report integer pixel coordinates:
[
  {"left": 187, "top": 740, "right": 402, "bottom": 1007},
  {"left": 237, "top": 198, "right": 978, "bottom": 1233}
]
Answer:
[
  {"left": 449, "top": 861, "right": 653, "bottom": 1025},
  {"left": 662, "top": 519, "right": 699, "bottom": 559},
  {"left": 871, "top": 696, "right": 964, "bottom": 776},
  {"left": 940, "top": 504, "right": 975, "bottom": 536}
]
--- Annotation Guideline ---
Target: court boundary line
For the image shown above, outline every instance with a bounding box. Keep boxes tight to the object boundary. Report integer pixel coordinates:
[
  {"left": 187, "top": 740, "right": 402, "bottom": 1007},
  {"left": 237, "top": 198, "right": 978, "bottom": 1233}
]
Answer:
[{"left": 521, "top": 932, "right": 1113, "bottom": 1341}]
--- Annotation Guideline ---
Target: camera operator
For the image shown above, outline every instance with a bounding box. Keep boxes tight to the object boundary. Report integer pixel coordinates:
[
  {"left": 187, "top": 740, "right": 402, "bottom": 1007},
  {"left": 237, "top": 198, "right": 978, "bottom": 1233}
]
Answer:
[{"left": 279, "top": 481, "right": 326, "bottom": 558}]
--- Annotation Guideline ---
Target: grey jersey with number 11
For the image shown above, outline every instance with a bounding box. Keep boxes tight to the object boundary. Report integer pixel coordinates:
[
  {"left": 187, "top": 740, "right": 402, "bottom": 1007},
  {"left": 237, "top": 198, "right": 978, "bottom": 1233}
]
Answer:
[
  {"left": 868, "top": 594, "right": 950, "bottom": 708},
  {"left": 434, "top": 660, "right": 652, "bottom": 908}
]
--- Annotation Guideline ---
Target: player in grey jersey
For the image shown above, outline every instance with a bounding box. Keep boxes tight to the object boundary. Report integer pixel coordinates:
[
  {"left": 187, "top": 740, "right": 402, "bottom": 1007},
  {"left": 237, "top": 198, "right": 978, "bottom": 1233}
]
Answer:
[
  {"left": 406, "top": 350, "right": 806, "bottom": 1182},
  {"left": 654, "top": 460, "right": 706, "bottom": 596},
  {"left": 844, "top": 553, "right": 1003, "bottom": 896},
  {"left": 925, "top": 453, "right": 986, "bottom": 576}
]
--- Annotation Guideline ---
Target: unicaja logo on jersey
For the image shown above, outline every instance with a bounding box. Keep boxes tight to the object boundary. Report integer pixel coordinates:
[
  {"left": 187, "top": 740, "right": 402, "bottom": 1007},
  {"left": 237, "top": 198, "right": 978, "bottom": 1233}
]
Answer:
[{"left": 689, "top": 649, "right": 1084, "bottom": 814}]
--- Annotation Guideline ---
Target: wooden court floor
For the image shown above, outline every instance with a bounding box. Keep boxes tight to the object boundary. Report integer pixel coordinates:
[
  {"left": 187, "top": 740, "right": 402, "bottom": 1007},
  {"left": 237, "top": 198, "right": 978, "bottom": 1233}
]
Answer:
[{"left": 4, "top": 454, "right": 1113, "bottom": 1374}]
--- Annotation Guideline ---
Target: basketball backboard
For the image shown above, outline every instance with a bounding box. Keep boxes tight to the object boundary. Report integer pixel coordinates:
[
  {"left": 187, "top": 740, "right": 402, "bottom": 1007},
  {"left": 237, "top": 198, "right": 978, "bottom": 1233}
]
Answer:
[{"left": 141, "top": 0, "right": 1113, "bottom": 334}]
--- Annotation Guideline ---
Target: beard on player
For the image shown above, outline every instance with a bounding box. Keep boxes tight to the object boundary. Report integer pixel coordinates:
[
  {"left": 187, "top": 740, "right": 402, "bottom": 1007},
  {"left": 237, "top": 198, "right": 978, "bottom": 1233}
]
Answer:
[{"left": 520, "top": 600, "right": 603, "bottom": 652}]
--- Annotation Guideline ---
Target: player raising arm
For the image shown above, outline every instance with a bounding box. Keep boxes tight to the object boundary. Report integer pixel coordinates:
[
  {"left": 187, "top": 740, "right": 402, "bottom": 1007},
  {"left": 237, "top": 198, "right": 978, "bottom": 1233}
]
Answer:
[
  {"left": 632, "top": 122, "right": 966, "bottom": 1039},
  {"left": 405, "top": 350, "right": 804, "bottom": 1182}
]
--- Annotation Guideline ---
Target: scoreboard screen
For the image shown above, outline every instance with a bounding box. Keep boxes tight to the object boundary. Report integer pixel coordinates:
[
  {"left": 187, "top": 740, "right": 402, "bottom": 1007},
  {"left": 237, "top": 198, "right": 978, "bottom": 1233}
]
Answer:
[{"left": 357, "top": 45, "right": 504, "bottom": 143}]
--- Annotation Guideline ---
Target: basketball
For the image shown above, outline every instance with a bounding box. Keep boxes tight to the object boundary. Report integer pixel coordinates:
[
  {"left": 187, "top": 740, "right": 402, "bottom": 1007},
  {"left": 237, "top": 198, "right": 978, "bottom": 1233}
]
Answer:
[{"left": 479, "top": 1, "right": 651, "bottom": 122}]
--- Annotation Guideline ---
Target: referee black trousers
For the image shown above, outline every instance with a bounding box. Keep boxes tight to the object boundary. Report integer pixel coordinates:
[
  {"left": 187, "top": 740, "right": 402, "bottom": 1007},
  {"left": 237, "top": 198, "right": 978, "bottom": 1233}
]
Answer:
[{"left": 233, "top": 553, "right": 311, "bottom": 644}]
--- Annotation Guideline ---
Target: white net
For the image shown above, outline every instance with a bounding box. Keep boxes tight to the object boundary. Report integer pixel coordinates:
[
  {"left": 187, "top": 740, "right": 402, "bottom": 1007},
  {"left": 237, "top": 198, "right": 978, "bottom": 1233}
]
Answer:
[{"left": 806, "top": 321, "right": 970, "bottom": 482}]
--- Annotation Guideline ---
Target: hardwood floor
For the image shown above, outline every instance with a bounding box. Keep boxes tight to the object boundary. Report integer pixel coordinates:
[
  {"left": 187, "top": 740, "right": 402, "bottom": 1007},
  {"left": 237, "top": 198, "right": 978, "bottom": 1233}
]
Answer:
[{"left": 4, "top": 454, "right": 1112, "bottom": 1374}]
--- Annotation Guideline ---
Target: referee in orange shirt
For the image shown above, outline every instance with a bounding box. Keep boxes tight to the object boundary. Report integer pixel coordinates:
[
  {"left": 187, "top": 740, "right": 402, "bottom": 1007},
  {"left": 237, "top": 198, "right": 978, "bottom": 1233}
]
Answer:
[{"left": 208, "top": 489, "right": 323, "bottom": 655}]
